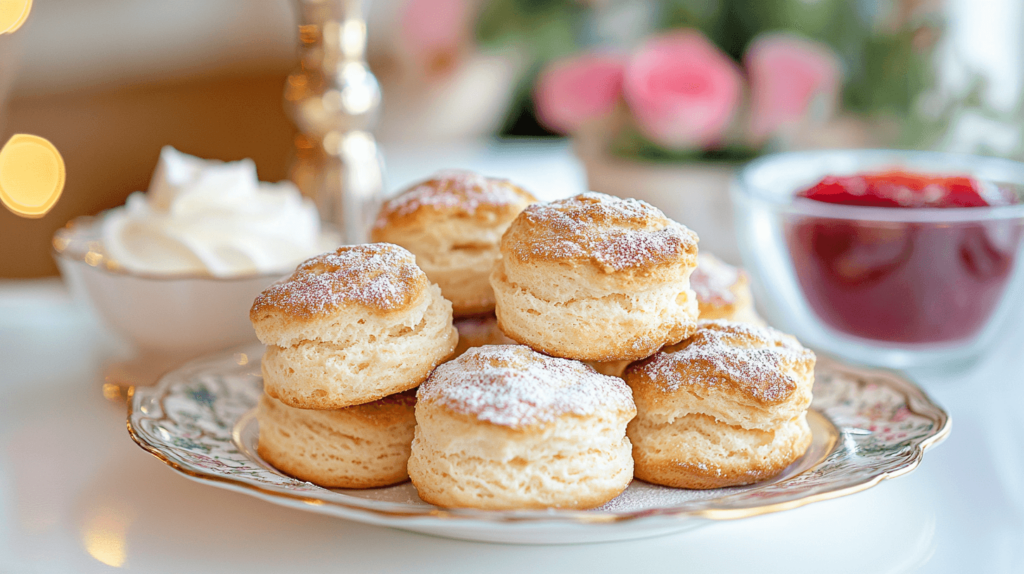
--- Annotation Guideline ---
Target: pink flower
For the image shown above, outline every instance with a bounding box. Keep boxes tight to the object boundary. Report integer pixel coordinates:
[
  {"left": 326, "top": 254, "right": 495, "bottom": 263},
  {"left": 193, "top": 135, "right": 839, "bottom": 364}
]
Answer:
[
  {"left": 745, "top": 33, "right": 842, "bottom": 143},
  {"left": 400, "top": 0, "right": 472, "bottom": 71},
  {"left": 623, "top": 30, "right": 743, "bottom": 149},
  {"left": 534, "top": 53, "right": 626, "bottom": 134}
]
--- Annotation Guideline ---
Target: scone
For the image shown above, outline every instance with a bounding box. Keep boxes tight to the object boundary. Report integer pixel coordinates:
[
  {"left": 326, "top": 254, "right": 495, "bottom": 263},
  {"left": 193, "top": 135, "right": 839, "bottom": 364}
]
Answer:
[
  {"left": 256, "top": 391, "right": 416, "bottom": 488},
  {"left": 408, "top": 345, "right": 636, "bottom": 510},
  {"left": 626, "top": 320, "right": 815, "bottom": 489},
  {"left": 692, "top": 253, "right": 763, "bottom": 324},
  {"left": 491, "top": 192, "right": 700, "bottom": 362},
  {"left": 250, "top": 243, "right": 458, "bottom": 409},
  {"left": 453, "top": 314, "right": 515, "bottom": 358},
  {"left": 371, "top": 170, "right": 536, "bottom": 316}
]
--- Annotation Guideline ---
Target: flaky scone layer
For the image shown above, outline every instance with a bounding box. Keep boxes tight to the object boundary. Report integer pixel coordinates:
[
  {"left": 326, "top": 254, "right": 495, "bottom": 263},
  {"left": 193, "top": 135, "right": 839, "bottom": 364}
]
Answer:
[
  {"left": 408, "top": 345, "right": 635, "bottom": 509},
  {"left": 261, "top": 284, "right": 457, "bottom": 409},
  {"left": 492, "top": 193, "right": 700, "bottom": 361},
  {"left": 408, "top": 404, "right": 633, "bottom": 510},
  {"left": 492, "top": 258, "right": 698, "bottom": 361},
  {"left": 629, "top": 412, "right": 811, "bottom": 489},
  {"left": 626, "top": 321, "right": 815, "bottom": 489},
  {"left": 257, "top": 392, "right": 416, "bottom": 489}
]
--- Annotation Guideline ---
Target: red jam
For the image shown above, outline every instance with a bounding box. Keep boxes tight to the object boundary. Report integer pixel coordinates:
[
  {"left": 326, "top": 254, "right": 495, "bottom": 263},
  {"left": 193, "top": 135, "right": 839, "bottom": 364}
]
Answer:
[{"left": 786, "top": 170, "right": 1020, "bottom": 344}]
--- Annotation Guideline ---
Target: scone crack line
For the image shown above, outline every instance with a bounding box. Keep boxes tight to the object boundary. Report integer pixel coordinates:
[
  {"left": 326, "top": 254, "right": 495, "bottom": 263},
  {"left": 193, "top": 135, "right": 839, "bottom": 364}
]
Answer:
[
  {"left": 263, "top": 291, "right": 434, "bottom": 349},
  {"left": 501, "top": 275, "right": 694, "bottom": 308},
  {"left": 640, "top": 411, "right": 779, "bottom": 435},
  {"left": 296, "top": 420, "right": 368, "bottom": 446},
  {"left": 269, "top": 310, "right": 430, "bottom": 352},
  {"left": 639, "top": 394, "right": 800, "bottom": 429}
]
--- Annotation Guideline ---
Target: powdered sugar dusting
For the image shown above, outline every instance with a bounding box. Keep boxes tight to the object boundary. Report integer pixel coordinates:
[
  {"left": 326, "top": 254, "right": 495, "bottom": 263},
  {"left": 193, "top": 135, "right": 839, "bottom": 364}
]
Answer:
[
  {"left": 509, "top": 192, "right": 697, "bottom": 272},
  {"left": 374, "top": 170, "right": 533, "bottom": 226},
  {"left": 691, "top": 253, "right": 742, "bottom": 305},
  {"left": 419, "top": 345, "right": 635, "bottom": 428},
  {"left": 641, "top": 320, "right": 815, "bottom": 404},
  {"left": 596, "top": 480, "right": 724, "bottom": 511},
  {"left": 251, "top": 243, "right": 425, "bottom": 318}
]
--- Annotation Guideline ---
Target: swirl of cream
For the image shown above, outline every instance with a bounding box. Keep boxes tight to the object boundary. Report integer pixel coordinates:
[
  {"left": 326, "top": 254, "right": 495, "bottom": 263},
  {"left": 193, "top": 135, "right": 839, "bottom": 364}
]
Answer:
[{"left": 102, "top": 147, "right": 333, "bottom": 277}]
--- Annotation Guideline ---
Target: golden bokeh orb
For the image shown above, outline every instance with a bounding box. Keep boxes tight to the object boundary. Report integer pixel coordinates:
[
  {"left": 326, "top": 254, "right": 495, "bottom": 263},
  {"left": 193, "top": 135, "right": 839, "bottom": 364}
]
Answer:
[
  {"left": 0, "top": 134, "right": 66, "bottom": 218},
  {"left": 0, "top": 0, "right": 32, "bottom": 34}
]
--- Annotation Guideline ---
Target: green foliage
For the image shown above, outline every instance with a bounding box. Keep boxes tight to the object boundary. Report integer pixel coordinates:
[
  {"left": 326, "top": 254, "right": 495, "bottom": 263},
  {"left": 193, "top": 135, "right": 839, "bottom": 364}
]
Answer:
[
  {"left": 476, "top": 0, "right": 584, "bottom": 59},
  {"left": 843, "top": 30, "right": 935, "bottom": 117},
  {"left": 608, "top": 125, "right": 760, "bottom": 163},
  {"left": 658, "top": 0, "right": 727, "bottom": 46}
]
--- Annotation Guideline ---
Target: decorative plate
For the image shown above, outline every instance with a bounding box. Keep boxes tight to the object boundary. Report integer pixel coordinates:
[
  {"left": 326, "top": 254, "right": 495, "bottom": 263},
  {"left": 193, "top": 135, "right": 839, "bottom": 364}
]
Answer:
[{"left": 128, "top": 344, "right": 949, "bottom": 544}]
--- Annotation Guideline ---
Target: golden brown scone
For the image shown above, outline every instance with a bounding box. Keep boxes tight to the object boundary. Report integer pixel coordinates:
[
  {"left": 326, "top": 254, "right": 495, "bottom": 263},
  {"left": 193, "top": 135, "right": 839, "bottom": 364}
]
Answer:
[
  {"left": 626, "top": 320, "right": 815, "bottom": 489},
  {"left": 692, "top": 253, "right": 764, "bottom": 325},
  {"left": 257, "top": 391, "right": 416, "bottom": 488},
  {"left": 371, "top": 171, "right": 536, "bottom": 316},
  {"left": 408, "top": 345, "right": 636, "bottom": 510},
  {"left": 452, "top": 314, "right": 515, "bottom": 358},
  {"left": 560, "top": 257, "right": 757, "bottom": 379},
  {"left": 250, "top": 243, "right": 458, "bottom": 410},
  {"left": 491, "top": 192, "right": 700, "bottom": 362}
]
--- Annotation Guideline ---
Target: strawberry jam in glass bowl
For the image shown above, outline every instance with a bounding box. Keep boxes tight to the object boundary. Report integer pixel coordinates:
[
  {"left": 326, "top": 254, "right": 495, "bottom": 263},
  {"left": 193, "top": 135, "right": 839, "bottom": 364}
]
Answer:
[{"left": 733, "top": 150, "right": 1024, "bottom": 368}]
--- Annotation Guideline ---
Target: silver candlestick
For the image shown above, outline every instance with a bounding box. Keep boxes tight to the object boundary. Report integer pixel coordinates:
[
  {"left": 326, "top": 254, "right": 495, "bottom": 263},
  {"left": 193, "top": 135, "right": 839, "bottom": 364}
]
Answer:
[{"left": 285, "top": 0, "right": 384, "bottom": 245}]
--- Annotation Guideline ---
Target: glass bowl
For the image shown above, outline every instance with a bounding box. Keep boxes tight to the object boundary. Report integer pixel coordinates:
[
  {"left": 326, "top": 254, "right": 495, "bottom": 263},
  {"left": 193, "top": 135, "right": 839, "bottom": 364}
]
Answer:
[{"left": 732, "top": 149, "right": 1024, "bottom": 368}]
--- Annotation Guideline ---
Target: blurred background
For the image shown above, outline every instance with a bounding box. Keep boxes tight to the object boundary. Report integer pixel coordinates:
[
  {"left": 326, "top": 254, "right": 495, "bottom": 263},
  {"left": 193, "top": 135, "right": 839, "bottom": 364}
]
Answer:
[{"left": 2, "top": 0, "right": 1023, "bottom": 276}]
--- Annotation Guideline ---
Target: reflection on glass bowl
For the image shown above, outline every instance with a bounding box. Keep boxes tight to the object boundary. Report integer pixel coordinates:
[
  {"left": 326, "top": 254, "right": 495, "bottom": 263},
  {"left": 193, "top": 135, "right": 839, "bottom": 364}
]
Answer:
[{"left": 733, "top": 149, "right": 1024, "bottom": 368}]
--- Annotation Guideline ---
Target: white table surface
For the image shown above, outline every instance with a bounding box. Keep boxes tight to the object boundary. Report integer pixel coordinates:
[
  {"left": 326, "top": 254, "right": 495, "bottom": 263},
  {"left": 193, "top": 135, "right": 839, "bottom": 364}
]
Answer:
[{"left": 2, "top": 141, "right": 1024, "bottom": 573}]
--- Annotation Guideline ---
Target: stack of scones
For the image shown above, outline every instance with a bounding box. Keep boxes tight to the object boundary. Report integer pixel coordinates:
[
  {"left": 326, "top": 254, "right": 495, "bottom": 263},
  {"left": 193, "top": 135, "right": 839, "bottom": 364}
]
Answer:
[
  {"left": 250, "top": 243, "right": 457, "bottom": 488},
  {"left": 250, "top": 171, "right": 816, "bottom": 509}
]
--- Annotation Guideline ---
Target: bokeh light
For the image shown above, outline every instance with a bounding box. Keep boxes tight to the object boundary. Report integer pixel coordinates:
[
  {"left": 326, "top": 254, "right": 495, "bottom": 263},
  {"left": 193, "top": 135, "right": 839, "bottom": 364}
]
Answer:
[
  {"left": 0, "top": 0, "right": 31, "bottom": 34},
  {"left": 0, "top": 134, "right": 66, "bottom": 218}
]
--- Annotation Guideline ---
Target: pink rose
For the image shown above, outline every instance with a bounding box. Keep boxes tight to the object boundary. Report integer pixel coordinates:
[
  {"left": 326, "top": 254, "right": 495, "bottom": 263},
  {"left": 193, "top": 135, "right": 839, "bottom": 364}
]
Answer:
[
  {"left": 400, "top": 0, "right": 472, "bottom": 71},
  {"left": 623, "top": 30, "right": 743, "bottom": 149},
  {"left": 534, "top": 53, "right": 626, "bottom": 134},
  {"left": 745, "top": 33, "right": 842, "bottom": 143}
]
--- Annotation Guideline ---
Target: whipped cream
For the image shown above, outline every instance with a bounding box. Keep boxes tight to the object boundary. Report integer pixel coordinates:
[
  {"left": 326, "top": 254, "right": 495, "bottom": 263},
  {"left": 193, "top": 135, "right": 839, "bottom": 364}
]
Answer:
[{"left": 102, "top": 147, "right": 333, "bottom": 277}]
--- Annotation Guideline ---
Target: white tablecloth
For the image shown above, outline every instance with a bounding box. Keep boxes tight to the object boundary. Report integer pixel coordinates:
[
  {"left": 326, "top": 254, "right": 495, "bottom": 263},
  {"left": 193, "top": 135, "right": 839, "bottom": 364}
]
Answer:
[{"left": 2, "top": 141, "right": 1022, "bottom": 573}]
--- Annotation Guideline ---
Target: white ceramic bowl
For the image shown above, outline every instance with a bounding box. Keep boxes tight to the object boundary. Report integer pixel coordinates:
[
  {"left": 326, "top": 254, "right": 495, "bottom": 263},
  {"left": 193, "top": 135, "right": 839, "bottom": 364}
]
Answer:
[{"left": 53, "top": 216, "right": 281, "bottom": 356}]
